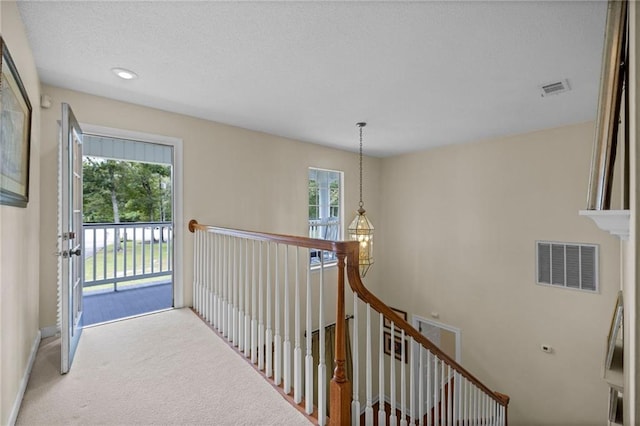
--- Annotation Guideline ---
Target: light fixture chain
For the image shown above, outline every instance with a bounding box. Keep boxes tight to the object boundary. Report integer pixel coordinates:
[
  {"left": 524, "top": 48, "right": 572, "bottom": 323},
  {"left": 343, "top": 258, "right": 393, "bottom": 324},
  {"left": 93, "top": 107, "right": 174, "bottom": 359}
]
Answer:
[{"left": 359, "top": 124, "right": 363, "bottom": 208}]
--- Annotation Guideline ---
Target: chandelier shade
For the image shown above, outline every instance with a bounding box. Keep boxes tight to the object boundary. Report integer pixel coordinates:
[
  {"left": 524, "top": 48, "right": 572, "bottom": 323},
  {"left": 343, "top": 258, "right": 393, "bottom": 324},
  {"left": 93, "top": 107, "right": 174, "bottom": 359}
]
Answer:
[
  {"left": 349, "top": 122, "right": 374, "bottom": 277},
  {"left": 348, "top": 207, "right": 374, "bottom": 277}
]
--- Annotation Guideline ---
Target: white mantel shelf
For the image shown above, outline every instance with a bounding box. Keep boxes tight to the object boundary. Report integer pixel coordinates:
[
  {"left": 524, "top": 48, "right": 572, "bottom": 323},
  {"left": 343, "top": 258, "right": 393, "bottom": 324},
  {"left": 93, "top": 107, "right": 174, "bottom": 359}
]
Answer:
[{"left": 579, "top": 210, "right": 630, "bottom": 241}]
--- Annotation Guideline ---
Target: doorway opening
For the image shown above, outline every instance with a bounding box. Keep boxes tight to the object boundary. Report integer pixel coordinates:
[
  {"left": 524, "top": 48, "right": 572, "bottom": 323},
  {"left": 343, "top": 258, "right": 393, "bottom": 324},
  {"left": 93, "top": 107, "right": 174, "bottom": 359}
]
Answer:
[
  {"left": 412, "top": 315, "right": 462, "bottom": 415},
  {"left": 81, "top": 133, "right": 177, "bottom": 325}
]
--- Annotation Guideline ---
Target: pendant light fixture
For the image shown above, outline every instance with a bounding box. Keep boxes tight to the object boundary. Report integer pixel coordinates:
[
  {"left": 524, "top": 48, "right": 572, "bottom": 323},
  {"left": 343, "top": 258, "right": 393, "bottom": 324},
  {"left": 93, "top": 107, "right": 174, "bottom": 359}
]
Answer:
[{"left": 348, "top": 122, "right": 374, "bottom": 277}]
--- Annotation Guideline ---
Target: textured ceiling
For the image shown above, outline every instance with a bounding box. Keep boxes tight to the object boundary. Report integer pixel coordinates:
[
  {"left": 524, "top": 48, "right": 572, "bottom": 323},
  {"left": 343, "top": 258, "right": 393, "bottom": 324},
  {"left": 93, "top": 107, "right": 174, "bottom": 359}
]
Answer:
[{"left": 17, "top": 1, "right": 607, "bottom": 157}]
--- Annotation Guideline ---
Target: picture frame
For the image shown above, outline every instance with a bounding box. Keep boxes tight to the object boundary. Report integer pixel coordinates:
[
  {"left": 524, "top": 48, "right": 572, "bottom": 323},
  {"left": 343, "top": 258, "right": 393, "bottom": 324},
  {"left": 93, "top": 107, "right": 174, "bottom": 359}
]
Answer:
[
  {"left": 608, "top": 387, "right": 623, "bottom": 423},
  {"left": 383, "top": 307, "right": 407, "bottom": 329},
  {"left": 605, "top": 291, "right": 623, "bottom": 370},
  {"left": 1, "top": 37, "right": 32, "bottom": 208},
  {"left": 384, "top": 331, "right": 408, "bottom": 363}
]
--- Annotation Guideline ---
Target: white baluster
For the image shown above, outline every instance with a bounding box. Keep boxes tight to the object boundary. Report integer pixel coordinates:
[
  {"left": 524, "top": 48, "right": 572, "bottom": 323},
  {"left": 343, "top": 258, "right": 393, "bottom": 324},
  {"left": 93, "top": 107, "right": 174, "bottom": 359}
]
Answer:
[
  {"left": 426, "top": 351, "right": 431, "bottom": 426},
  {"left": 455, "top": 372, "right": 460, "bottom": 426},
  {"left": 495, "top": 398, "right": 499, "bottom": 425},
  {"left": 238, "top": 238, "right": 244, "bottom": 352},
  {"left": 214, "top": 233, "right": 219, "bottom": 324},
  {"left": 352, "top": 295, "right": 360, "bottom": 426},
  {"left": 474, "top": 385, "right": 478, "bottom": 426},
  {"left": 400, "top": 329, "right": 407, "bottom": 426},
  {"left": 365, "top": 303, "right": 374, "bottom": 425},
  {"left": 294, "top": 248, "right": 302, "bottom": 403},
  {"left": 217, "top": 234, "right": 223, "bottom": 331},
  {"left": 203, "top": 230, "right": 208, "bottom": 318},
  {"left": 192, "top": 230, "right": 198, "bottom": 314},
  {"left": 207, "top": 232, "right": 213, "bottom": 324},
  {"left": 485, "top": 393, "right": 489, "bottom": 426},
  {"left": 196, "top": 231, "right": 202, "bottom": 319},
  {"left": 433, "top": 356, "right": 439, "bottom": 426},
  {"left": 251, "top": 240, "right": 257, "bottom": 364},
  {"left": 232, "top": 237, "right": 237, "bottom": 346},
  {"left": 378, "top": 313, "right": 386, "bottom": 426},
  {"left": 440, "top": 357, "right": 445, "bottom": 426},
  {"left": 244, "top": 238, "right": 251, "bottom": 358},
  {"left": 469, "top": 380, "right": 472, "bottom": 426},
  {"left": 418, "top": 346, "right": 424, "bottom": 426},
  {"left": 409, "top": 337, "right": 415, "bottom": 426},
  {"left": 222, "top": 235, "right": 227, "bottom": 336},
  {"left": 464, "top": 374, "right": 469, "bottom": 426},
  {"left": 198, "top": 231, "right": 203, "bottom": 320},
  {"left": 305, "top": 253, "right": 313, "bottom": 415},
  {"left": 283, "top": 246, "right": 291, "bottom": 394},
  {"left": 389, "top": 322, "right": 397, "bottom": 426},
  {"left": 227, "top": 235, "right": 233, "bottom": 340},
  {"left": 448, "top": 365, "right": 452, "bottom": 426},
  {"left": 266, "top": 243, "right": 273, "bottom": 378},
  {"left": 275, "top": 244, "right": 282, "bottom": 386},
  {"left": 317, "top": 256, "right": 326, "bottom": 426},
  {"left": 258, "top": 241, "right": 265, "bottom": 370}
]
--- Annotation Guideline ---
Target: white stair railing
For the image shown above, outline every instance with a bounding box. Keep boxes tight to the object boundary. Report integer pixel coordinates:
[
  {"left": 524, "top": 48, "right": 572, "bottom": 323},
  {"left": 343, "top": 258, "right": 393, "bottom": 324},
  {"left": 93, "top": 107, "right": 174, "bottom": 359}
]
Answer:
[
  {"left": 350, "top": 289, "right": 509, "bottom": 426},
  {"left": 190, "top": 220, "right": 509, "bottom": 426}
]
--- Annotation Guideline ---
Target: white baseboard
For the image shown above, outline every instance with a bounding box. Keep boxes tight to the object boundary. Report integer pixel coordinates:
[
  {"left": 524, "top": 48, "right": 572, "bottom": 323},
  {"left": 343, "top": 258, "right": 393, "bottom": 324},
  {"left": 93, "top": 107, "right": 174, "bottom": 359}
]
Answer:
[
  {"left": 8, "top": 330, "right": 41, "bottom": 426},
  {"left": 40, "top": 325, "right": 58, "bottom": 339}
]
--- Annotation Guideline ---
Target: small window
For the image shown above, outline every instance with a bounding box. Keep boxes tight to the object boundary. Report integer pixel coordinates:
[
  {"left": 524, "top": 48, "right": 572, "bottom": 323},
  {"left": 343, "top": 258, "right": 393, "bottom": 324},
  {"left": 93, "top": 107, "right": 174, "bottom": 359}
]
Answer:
[
  {"left": 536, "top": 241, "right": 598, "bottom": 293},
  {"left": 308, "top": 168, "right": 342, "bottom": 265}
]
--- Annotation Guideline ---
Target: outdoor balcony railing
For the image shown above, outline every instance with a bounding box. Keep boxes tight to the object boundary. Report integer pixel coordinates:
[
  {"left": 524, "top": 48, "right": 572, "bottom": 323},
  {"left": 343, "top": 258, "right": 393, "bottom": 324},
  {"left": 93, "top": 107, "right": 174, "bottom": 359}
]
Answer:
[{"left": 83, "top": 221, "right": 173, "bottom": 291}]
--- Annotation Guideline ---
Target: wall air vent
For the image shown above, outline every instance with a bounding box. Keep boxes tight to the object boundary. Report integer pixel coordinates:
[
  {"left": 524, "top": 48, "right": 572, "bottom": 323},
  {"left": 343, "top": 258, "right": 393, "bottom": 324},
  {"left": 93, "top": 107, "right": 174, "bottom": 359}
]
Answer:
[
  {"left": 536, "top": 241, "right": 598, "bottom": 293},
  {"left": 540, "top": 79, "right": 571, "bottom": 97}
]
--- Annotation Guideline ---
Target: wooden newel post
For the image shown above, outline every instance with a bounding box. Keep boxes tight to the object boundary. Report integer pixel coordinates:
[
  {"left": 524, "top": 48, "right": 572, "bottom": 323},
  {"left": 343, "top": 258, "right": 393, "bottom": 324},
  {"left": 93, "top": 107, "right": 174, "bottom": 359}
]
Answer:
[{"left": 329, "top": 254, "right": 351, "bottom": 425}]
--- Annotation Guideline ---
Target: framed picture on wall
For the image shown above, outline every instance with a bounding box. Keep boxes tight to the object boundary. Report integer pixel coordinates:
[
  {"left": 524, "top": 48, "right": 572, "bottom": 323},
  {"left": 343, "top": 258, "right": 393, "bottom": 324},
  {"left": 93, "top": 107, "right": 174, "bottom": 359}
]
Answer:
[
  {"left": 605, "top": 291, "right": 623, "bottom": 370},
  {"left": 384, "top": 331, "right": 408, "bottom": 363},
  {"left": 0, "top": 37, "right": 32, "bottom": 208},
  {"left": 383, "top": 307, "right": 407, "bottom": 329}
]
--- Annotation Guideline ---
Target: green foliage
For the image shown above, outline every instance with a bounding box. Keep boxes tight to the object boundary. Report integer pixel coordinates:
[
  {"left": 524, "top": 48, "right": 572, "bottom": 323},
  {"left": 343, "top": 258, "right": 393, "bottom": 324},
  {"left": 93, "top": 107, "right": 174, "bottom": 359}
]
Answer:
[{"left": 83, "top": 157, "right": 171, "bottom": 223}]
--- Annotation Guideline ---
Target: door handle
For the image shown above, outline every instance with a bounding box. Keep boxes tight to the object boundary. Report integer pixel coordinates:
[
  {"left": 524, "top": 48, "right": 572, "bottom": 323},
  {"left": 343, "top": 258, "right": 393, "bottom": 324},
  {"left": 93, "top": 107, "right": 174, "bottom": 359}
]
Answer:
[{"left": 58, "top": 248, "right": 81, "bottom": 258}]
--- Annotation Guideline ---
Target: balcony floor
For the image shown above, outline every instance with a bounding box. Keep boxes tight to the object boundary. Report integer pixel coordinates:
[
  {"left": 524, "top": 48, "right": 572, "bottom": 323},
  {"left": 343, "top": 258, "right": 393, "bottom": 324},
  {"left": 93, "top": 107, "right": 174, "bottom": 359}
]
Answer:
[{"left": 82, "top": 282, "right": 173, "bottom": 326}]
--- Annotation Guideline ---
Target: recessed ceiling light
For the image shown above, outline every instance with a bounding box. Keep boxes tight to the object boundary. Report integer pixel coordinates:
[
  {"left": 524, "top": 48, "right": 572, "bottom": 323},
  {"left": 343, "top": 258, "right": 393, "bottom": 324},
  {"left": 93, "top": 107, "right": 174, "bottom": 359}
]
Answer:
[{"left": 111, "top": 67, "right": 138, "bottom": 80}]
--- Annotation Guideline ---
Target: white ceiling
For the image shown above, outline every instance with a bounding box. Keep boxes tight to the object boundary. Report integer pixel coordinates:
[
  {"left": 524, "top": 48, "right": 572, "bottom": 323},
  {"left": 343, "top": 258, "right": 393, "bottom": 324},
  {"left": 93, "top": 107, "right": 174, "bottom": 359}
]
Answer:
[{"left": 17, "top": 1, "right": 607, "bottom": 157}]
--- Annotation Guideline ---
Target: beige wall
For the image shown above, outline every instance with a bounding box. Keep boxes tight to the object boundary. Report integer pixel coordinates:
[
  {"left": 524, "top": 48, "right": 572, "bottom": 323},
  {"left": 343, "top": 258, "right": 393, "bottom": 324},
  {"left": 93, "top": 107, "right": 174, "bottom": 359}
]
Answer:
[
  {"left": 376, "top": 122, "right": 620, "bottom": 425},
  {"left": 0, "top": 2, "right": 42, "bottom": 424},
  {"left": 38, "top": 85, "right": 382, "bottom": 330}
]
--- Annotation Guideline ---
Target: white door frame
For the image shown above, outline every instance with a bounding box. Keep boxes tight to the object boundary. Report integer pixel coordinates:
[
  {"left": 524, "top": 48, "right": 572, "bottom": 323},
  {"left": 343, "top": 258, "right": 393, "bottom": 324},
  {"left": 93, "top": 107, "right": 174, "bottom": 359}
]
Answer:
[
  {"left": 79, "top": 123, "right": 185, "bottom": 308},
  {"left": 411, "top": 315, "right": 462, "bottom": 362},
  {"left": 411, "top": 314, "right": 462, "bottom": 415}
]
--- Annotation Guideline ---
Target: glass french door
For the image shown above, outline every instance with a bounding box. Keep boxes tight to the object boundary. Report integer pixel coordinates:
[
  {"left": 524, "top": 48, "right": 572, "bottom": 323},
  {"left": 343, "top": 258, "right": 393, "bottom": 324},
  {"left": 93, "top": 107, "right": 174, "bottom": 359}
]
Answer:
[{"left": 58, "top": 103, "right": 84, "bottom": 374}]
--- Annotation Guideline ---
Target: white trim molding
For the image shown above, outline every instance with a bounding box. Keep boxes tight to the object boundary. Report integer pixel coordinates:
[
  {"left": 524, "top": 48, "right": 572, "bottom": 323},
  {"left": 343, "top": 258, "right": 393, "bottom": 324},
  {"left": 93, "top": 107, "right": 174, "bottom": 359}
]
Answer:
[
  {"left": 40, "top": 325, "right": 58, "bottom": 339},
  {"left": 78, "top": 123, "right": 185, "bottom": 308},
  {"left": 579, "top": 209, "right": 630, "bottom": 240},
  {"left": 9, "top": 330, "right": 41, "bottom": 426}
]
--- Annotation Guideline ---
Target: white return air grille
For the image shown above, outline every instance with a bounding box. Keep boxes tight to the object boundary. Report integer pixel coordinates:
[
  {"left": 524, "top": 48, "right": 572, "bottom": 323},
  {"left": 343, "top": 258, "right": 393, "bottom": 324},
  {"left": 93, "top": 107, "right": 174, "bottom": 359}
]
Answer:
[{"left": 536, "top": 241, "right": 598, "bottom": 292}]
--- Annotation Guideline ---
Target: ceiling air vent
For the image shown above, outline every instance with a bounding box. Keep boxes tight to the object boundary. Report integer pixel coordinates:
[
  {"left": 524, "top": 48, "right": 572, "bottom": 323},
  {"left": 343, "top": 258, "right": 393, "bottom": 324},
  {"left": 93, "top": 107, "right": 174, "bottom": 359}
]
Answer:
[{"left": 540, "top": 79, "right": 571, "bottom": 97}]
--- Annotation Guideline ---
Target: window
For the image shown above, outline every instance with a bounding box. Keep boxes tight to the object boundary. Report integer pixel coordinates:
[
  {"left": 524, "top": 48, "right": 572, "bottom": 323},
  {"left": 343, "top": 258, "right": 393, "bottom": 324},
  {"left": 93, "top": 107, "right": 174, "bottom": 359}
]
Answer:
[{"left": 308, "top": 168, "right": 342, "bottom": 265}]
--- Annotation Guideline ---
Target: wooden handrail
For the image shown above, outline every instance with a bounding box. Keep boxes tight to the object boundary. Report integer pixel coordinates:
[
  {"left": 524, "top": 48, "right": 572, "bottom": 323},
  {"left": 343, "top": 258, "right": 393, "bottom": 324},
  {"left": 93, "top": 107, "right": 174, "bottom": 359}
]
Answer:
[
  {"left": 188, "top": 219, "right": 510, "bottom": 418},
  {"left": 189, "top": 220, "right": 345, "bottom": 253},
  {"left": 343, "top": 248, "right": 510, "bottom": 407}
]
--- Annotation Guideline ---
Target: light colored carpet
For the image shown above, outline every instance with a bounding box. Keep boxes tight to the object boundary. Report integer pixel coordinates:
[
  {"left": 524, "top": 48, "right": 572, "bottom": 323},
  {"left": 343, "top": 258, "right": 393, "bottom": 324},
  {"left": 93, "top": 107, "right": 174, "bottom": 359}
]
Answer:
[{"left": 17, "top": 309, "right": 312, "bottom": 425}]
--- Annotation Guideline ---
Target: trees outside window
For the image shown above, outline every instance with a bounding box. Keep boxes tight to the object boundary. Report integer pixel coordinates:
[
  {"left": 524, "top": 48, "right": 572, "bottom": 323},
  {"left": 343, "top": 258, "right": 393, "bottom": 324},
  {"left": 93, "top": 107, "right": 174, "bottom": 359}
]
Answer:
[{"left": 83, "top": 157, "right": 172, "bottom": 224}]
